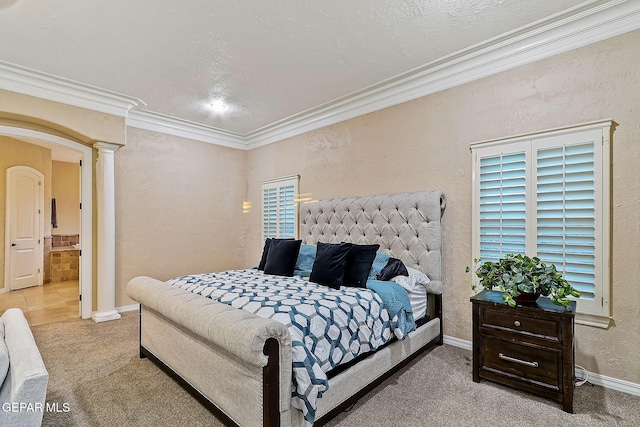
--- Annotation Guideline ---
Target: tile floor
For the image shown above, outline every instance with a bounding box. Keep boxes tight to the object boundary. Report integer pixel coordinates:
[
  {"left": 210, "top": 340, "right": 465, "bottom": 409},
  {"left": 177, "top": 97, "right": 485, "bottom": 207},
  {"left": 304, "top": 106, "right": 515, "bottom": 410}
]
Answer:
[{"left": 0, "top": 281, "right": 80, "bottom": 326}]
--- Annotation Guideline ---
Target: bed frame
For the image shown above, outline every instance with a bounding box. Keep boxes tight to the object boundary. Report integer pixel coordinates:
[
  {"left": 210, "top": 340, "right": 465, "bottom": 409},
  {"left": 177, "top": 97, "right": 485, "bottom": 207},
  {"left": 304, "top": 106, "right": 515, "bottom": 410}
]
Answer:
[{"left": 127, "top": 190, "right": 445, "bottom": 427}]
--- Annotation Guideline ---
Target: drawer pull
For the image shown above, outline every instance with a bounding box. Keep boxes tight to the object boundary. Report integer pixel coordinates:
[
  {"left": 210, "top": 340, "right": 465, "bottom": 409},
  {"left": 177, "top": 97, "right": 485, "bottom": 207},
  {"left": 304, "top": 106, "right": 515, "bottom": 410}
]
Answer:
[
  {"left": 498, "top": 353, "right": 539, "bottom": 368},
  {"left": 514, "top": 320, "right": 521, "bottom": 327}
]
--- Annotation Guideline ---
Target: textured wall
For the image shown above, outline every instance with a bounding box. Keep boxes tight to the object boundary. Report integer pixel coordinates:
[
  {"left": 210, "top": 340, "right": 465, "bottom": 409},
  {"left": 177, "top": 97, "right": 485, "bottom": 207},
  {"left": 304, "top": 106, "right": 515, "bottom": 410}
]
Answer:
[
  {"left": 246, "top": 30, "right": 640, "bottom": 383},
  {"left": 114, "top": 127, "right": 249, "bottom": 307},
  {"left": 0, "top": 136, "right": 52, "bottom": 290},
  {"left": 51, "top": 160, "right": 80, "bottom": 235},
  {"left": 0, "top": 89, "right": 125, "bottom": 145}
]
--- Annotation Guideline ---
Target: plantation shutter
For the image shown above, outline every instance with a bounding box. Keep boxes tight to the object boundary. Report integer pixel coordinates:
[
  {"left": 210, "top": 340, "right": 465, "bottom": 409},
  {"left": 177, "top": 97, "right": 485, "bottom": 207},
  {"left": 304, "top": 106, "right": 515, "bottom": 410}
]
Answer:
[
  {"left": 278, "top": 185, "right": 296, "bottom": 238},
  {"left": 536, "top": 142, "right": 596, "bottom": 301},
  {"left": 262, "top": 187, "right": 278, "bottom": 239},
  {"left": 472, "top": 120, "right": 612, "bottom": 323},
  {"left": 479, "top": 150, "right": 527, "bottom": 262},
  {"left": 261, "top": 175, "right": 299, "bottom": 240}
]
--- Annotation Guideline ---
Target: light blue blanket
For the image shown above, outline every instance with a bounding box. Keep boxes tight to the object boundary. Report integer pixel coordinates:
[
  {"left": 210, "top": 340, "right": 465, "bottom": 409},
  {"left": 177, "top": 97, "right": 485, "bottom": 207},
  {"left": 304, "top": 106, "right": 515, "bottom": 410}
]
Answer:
[{"left": 366, "top": 280, "right": 416, "bottom": 337}]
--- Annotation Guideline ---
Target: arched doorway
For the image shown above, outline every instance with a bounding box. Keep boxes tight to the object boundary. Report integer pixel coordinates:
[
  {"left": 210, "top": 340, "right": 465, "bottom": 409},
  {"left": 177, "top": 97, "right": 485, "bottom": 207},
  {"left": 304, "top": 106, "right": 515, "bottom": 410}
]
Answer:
[{"left": 0, "top": 124, "right": 93, "bottom": 319}]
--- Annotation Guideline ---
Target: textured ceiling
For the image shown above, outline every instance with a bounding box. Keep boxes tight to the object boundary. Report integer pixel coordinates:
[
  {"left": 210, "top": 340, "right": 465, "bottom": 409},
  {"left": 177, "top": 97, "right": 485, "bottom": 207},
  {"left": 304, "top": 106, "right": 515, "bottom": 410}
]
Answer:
[{"left": 0, "top": 0, "right": 598, "bottom": 135}]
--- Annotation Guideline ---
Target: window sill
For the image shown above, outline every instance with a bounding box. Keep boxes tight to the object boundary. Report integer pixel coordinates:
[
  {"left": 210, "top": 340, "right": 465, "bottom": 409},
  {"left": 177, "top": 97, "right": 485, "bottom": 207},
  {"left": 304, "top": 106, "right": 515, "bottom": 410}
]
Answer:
[{"left": 575, "top": 312, "right": 612, "bottom": 329}]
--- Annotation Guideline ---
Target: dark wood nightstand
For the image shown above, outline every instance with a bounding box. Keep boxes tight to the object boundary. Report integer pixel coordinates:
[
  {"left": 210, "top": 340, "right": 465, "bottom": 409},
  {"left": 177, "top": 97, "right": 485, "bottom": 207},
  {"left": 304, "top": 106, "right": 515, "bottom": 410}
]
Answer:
[{"left": 471, "top": 290, "right": 576, "bottom": 413}]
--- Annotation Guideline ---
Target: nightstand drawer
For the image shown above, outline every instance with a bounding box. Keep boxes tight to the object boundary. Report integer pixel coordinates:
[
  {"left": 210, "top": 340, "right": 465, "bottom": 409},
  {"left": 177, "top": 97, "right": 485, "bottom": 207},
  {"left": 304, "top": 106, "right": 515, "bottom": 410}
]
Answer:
[
  {"left": 472, "top": 290, "right": 575, "bottom": 412},
  {"left": 482, "top": 308, "right": 561, "bottom": 342},
  {"left": 481, "top": 336, "right": 561, "bottom": 387}
]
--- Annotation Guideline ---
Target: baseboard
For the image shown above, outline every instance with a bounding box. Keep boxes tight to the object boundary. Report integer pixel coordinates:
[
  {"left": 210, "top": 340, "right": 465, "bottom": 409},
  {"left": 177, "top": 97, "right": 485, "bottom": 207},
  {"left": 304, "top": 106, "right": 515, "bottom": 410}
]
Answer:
[
  {"left": 582, "top": 371, "right": 640, "bottom": 397},
  {"left": 116, "top": 304, "right": 140, "bottom": 313},
  {"left": 443, "top": 335, "right": 472, "bottom": 351},
  {"left": 443, "top": 334, "right": 640, "bottom": 397}
]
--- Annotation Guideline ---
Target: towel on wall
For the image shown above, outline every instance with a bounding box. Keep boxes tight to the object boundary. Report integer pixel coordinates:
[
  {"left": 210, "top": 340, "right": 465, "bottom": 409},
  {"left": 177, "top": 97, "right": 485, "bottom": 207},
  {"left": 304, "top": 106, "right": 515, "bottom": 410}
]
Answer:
[{"left": 51, "top": 198, "right": 58, "bottom": 228}]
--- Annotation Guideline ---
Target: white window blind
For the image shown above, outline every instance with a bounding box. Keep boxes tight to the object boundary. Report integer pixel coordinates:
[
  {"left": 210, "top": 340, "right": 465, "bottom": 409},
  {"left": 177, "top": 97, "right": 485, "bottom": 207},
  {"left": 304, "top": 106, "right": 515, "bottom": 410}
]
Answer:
[
  {"left": 472, "top": 120, "right": 612, "bottom": 324},
  {"left": 261, "top": 175, "right": 299, "bottom": 240},
  {"left": 479, "top": 150, "right": 527, "bottom": 262},
  {"left": 536, "top": 142, "right": 596, "bottom": 301}
]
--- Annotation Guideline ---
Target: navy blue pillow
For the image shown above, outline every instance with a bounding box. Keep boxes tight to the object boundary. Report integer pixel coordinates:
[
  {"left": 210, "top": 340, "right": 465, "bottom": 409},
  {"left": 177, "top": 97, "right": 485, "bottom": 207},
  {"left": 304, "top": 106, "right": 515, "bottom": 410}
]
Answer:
[
  {"left": 343, "top": 244, "right": 380, "bottom": 288},
  {"left": 264, "top": 239, "right": 301, "bottom": 277},
  {"left": 377, "top": 257, "right": 409, "bottom": 281},
  {"left": 258, "top": 238, "right": 293, "bottom": 270},
  {"left": 310, "top": 242, "right": 352, "bottom": 289}
]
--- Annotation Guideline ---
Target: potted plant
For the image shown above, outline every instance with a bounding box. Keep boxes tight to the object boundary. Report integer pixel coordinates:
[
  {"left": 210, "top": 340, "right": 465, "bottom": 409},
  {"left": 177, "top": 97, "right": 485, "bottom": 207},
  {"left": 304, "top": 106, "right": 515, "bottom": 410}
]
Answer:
[{"left": 469, "top": 253, "right": 580, "bottom": 310}]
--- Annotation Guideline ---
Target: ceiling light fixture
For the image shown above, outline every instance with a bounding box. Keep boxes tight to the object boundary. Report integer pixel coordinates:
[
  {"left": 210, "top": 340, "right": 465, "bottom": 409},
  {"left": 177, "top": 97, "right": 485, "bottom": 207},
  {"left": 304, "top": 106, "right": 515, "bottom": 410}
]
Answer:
[{"left": 209, "top": 99, "right": 229, "bottom": 113}]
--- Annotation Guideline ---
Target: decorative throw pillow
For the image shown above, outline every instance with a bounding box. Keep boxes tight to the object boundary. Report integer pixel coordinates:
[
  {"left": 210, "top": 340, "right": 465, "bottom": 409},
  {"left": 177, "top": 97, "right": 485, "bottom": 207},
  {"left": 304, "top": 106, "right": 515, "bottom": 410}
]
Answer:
[
  {"left": 392, "top": 266, "right": 431, "bottom": 292},
  {"left": 295, "top": 244, "right": 317, "bottom": 271},
  {"left": 343, "top": 244, "right": 380, "bottom": 288},
  {"left": 310, "top": 242, "right": 352, "bottom": 289},
  {"left": 293, "top": 269, "right": 312, "bottom": 278},
  {"left": 258, "top": 238, "right": 293, "bottom": 270},
  {"left": 367, "top": 252, "right": 391, "bottom": 280},
  {"left": 377, "top": 257, "right": 409, "bottom": 281},
  {"left": 264, "top": 239, "right": 302, "bottom": 276}
]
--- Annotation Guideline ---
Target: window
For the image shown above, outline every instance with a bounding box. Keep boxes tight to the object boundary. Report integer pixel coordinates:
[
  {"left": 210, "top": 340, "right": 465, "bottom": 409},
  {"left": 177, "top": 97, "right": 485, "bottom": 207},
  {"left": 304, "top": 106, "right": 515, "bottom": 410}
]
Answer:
[
  {"left": 471, "top": 120, "right": 612, "bottom": 325},
  {"left": 261, "top": 175, "right": 299, "bottom": 240}
]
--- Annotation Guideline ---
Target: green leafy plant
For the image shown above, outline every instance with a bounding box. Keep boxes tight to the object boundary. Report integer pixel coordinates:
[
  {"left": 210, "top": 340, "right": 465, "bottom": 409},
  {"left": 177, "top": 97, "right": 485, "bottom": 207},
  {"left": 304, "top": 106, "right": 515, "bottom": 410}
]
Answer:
[{"left": 469, "top": 254, "right": 580, "bottom": 309}]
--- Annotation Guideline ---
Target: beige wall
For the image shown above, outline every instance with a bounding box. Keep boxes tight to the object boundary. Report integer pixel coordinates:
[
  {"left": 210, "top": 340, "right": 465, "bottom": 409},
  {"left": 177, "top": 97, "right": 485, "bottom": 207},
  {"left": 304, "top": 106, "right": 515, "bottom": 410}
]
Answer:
[
  {"left": 0, "top": 89, "right": 126, "bottom": 145},
  {"left": 0, "top": 136, "right": 52, "bottom": 290},
  {"left": 246, "top": 30, "right": 640, "bottom": 384},
  {"left": 114, "top": 127, "right": 249, "bottom": 307},
  {"left": 0, "top": 29, "right": 638, "bottom": 387},
  {"left": 51, "top": 160, "right": 80, "bottom": 235}
]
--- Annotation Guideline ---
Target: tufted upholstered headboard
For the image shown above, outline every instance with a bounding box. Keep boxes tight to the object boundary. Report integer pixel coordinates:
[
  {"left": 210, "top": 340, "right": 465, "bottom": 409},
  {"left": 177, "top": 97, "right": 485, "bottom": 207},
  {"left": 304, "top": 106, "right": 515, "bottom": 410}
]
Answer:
[{"left": 300, "top": 191, "right": 446, "bottom": 293}]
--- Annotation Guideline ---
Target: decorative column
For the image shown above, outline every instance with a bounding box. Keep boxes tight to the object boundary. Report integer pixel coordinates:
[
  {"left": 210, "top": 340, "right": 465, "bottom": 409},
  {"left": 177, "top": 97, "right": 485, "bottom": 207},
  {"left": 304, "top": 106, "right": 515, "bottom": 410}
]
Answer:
[{"left": 92, "top": 142, "right": 121, "bottom": 322}]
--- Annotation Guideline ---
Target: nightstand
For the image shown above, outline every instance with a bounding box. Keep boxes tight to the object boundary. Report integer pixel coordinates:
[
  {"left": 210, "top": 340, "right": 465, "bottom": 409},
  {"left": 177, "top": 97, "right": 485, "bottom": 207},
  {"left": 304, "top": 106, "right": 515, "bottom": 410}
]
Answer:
[{"left": 471, "top": 290, "right": 576, "bottom": 413}]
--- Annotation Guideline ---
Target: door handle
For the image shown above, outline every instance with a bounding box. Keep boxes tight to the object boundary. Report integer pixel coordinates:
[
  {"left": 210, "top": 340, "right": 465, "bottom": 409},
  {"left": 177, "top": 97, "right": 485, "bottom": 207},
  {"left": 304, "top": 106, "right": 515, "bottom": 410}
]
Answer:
[{"left": 11, "top": 243, "right": 19, "bottom": 247}]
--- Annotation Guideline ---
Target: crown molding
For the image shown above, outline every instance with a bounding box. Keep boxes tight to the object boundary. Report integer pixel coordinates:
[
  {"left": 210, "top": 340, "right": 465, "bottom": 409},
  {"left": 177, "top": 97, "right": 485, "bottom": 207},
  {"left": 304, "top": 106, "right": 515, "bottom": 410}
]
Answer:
[
  {"left": 126, "top": 110, "right": 247, "bottom": 150},
  {"left": 0, "top": 60, "right": 145, "bottom": 117},
  {"left": 244, "top": 0, "right": 640, "bottom": 149},
  {"left": 1, "top": 0, "right": 639, "bottom": 150}
]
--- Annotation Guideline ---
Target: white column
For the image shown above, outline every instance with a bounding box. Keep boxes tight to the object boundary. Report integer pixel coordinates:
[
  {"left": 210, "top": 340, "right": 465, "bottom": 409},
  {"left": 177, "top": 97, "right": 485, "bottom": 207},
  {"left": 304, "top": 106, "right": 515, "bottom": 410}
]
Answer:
[{"left": 92, "top": 142, "right": 121, "bottom": 322}]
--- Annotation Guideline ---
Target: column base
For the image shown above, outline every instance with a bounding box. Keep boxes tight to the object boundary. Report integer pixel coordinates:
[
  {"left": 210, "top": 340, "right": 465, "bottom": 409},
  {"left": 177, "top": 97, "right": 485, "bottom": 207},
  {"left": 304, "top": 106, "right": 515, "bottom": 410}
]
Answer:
[{"left": 91, "top": 310, "right": 121, "bottom": 323}]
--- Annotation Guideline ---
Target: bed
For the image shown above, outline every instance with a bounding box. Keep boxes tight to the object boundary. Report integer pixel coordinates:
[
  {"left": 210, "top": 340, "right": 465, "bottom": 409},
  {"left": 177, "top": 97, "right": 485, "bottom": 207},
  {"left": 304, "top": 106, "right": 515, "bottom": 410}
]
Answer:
[{"left": 127, "top": 190, "right": 445, "bottom": 427}]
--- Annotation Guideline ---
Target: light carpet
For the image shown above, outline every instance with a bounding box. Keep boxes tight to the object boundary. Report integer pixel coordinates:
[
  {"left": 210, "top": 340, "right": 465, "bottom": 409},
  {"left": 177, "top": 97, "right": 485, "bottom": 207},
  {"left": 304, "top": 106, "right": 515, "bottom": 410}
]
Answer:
[{"left": 31, "top": 312, "right": 640, "bottom": 426}]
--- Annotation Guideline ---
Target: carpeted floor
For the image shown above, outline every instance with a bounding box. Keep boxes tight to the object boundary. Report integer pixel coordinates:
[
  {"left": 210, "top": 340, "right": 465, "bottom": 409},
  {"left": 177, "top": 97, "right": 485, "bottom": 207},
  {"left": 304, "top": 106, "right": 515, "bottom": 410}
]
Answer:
[{"left": 31, "top": 312, "right": 640, "bottom": 427}]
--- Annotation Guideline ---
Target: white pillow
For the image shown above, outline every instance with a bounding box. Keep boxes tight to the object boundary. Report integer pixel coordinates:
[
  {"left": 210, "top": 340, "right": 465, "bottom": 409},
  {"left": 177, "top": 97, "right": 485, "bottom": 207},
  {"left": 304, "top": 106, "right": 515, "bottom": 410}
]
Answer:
[
  {"left": 391, "top": 266, "right": 430, "bottom": 292},
  {"left": 0, "top": 319, "right": 8, "bottom": 387}
]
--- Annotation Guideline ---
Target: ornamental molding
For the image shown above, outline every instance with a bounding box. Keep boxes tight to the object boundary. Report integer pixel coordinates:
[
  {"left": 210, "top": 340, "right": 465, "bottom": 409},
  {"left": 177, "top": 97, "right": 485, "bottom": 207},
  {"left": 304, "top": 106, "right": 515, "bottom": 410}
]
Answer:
[{"left": 1, "top": 0, "right": 638, "bottom": 150}]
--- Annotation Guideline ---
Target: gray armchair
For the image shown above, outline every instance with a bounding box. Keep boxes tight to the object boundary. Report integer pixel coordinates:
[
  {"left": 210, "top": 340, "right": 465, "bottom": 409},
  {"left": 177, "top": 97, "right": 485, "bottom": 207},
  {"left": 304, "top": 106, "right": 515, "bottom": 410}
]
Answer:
[{"left": 0, "top": 308, "right": 49, "bottom": 427}]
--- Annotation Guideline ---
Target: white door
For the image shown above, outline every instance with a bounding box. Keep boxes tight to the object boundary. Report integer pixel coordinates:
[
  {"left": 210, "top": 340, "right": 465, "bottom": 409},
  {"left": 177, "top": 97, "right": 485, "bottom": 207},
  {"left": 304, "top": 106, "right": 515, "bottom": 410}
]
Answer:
[{"left": 5, "top": 166, "right": 44, "bottom": 290}]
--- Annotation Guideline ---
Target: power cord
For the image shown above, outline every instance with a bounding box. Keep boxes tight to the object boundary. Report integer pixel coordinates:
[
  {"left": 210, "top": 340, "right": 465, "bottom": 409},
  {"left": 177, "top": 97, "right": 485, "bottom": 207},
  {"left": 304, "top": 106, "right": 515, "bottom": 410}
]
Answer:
[{"left": 575, "top": 364, "right": 590, "bottom": 386}]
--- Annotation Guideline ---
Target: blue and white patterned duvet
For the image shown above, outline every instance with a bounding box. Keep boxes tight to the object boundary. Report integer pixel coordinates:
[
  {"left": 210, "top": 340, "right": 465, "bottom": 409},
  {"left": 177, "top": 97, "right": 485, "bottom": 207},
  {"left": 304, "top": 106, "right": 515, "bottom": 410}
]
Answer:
[{"left": 167, "top": 269, "right": 411, "bottom": 425}]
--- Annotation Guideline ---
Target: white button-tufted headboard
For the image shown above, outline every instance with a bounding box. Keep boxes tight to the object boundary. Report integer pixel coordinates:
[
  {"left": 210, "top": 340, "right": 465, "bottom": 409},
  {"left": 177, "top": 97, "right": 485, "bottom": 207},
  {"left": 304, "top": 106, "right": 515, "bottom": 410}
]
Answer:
[{"left": 300, "top": 191, "right": 445, "bottom": 292}]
